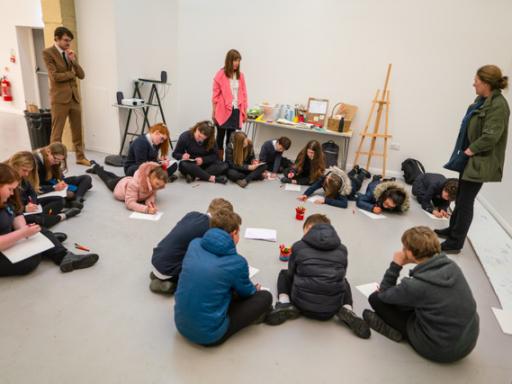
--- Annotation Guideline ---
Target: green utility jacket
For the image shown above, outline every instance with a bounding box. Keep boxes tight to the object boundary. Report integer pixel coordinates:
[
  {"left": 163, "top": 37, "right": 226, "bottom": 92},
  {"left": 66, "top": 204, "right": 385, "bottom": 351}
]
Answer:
[{"left": 463, "top": 89, "right": 510, "bottom": 182}]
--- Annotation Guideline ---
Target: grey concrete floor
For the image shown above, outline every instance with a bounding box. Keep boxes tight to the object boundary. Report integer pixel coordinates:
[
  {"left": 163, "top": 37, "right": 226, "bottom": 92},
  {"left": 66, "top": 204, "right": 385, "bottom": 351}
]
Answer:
[{"left": 0, "top": 115, "right": 511, "bottom": 383}]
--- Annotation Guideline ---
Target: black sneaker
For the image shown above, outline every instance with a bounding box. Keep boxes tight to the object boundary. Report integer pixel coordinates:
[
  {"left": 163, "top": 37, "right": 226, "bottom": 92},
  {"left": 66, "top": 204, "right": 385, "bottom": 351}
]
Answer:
[
  {"left": 434, "top": 228, "right": 451, "bottom": 238},
  {"left": 441, "top": 240, "right": 462, "bottom": 254},
  {"left": 65, "top": 207, "right": 81, "bottom": 219},
  {"left": 215, "top": 175, "right": 228, "bottom": 184},
  {"left": 60, "top": 252, "right": 99, "bottom": 273},
  {"left": 336, "top": 307, "right": 371, "bottom": 339},
  {"left": 66, "top": 200, "right": 84, "bottom": 210},
  {"left": 236, "top": 179, "right": 248, "bottom": 188},
  {"left": 280, "top": 177, "right": 291, "bottom": 184},
  {"left": 53, "top": 232, "right": 68, "bottom": 243},
  {"left": 253, "top": 305, "right": 273, "bottom": 325},
  {"left": 168, "top": 174, "right": 178, "bottom": 183},
  {"left": 185, "top": 174, "right": 194, "bottom": 184},
  {"left": 362, "top": 309, "right": 403, "bottom": 342},
  {"left": 264, "top": 302, "right": 301, "bottom": 326},
  {"left": 149, "top": 278, "right": 177, "bottom": 295},
  {"left": 85, "top": 162, "right": 100, "bottom": 174}
]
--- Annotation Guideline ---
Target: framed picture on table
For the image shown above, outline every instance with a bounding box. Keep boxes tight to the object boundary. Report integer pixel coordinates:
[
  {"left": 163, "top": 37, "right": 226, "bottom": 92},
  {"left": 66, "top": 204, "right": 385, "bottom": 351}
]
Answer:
[{"left": 306, "top": 97, "right": 329, "bottom": 127}]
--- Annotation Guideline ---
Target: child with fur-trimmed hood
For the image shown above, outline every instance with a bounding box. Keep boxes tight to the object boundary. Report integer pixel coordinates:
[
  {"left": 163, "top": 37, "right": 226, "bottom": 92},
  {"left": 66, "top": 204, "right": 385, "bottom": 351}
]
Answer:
[
  {"left": 356, "top": 175, "right": 410, "bottom": 214},
  {"left": 298, "top": 165, "right": 370, "bottom": 208}
]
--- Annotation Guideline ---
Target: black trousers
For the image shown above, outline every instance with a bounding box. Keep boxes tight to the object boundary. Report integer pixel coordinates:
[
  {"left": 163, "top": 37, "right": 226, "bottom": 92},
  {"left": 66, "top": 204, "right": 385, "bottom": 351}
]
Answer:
[
  {"left": 179, "top": 161, "right": 228, "bottom": 181},
  {"left": 216, "top": 109, "right": 240, "bottom": 150},
  {"left": 277, "top": 269, "right": 353, "bottom": 320},
  {"left": 125, "top": 162, "right": 178, "bottom": 178},
  {"left": 64, "top": 175, "right": 92, "bottom": 199},
  {"left": 207, "top": 290, "right": 273, "bottom": 346},
  {"left": 446, "top": 178, "right": 483, "bottom": 248},
  {"left": 369, "top": 292, "right": 413, "bottom": 339},
  {"left": 26, "top": 196, "right": 66, "bottom": 228},
  {"left": 0, "top": 228, "right": 68, "bottom": 277},
  {"left": 96, "top": 167, "right": 123, "bottom": 192},
  {"left": 226, "top": 166, "right": 266, "bottom": 183}
]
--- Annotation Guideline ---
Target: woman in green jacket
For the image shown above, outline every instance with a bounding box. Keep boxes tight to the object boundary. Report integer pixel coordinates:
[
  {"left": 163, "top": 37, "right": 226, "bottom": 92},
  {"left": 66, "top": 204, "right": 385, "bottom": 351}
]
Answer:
[{"left": 439, "top": 65, "right": 509, "bottom": 252}]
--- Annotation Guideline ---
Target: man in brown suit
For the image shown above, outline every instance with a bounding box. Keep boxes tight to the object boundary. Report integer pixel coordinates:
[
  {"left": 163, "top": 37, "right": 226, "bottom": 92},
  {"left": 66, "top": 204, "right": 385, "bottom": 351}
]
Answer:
[{"left": 43, "top": 26, "right": 90, "bottom": 166}]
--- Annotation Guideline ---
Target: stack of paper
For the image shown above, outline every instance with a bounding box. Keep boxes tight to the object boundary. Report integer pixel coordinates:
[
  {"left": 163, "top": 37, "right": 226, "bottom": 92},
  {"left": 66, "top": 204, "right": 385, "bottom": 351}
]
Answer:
[
  {"left": 356, "top": 282, "right": 380, "bottom": 298},
  {"left": 38, "top": 188, "right": 68, "bottom": 199},
  {"left": 244, "top": 228, "right": 277, "bottom": 242},
  {"left": 423, "top": 210, "right": 449, "bottom": 221},
  {"left": 129, "top": 211, "right": 163, "bottom": 221},
  {"left": 358, "top": 209, "right": 386, "bottom": 220},
  {"left": 284, "top": 184, "right": 301, "bottom": 192},
  {"left": 23, "top": 205, "right": 43, "bottom": 216},
  {"left": 249, "top": 266, "right": 259, "bottom": 278},
  {"left": 307, "top": 195, "right": 324, "bottom": 203}
]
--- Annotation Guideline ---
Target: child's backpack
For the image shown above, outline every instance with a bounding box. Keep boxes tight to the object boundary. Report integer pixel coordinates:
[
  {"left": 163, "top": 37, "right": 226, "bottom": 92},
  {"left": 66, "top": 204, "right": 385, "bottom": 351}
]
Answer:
[
  {"left": 322, "top": 140, "right": 339, "bottom": 168},
  {"left": 401, "top": 158, "right": 425, "bottom": 184}
]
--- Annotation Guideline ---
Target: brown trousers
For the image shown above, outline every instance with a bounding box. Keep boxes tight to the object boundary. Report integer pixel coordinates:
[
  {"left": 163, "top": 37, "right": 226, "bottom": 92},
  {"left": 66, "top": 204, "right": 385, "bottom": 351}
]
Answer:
[{"left": 50, "top": 100, "right": 85, "bottom": 159}]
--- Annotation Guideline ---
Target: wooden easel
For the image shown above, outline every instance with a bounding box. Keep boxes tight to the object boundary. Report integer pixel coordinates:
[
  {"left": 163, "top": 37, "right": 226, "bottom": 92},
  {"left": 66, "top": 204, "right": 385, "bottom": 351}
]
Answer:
[{"left": 353, "top": 64, "right": 392, "bottom": 176}]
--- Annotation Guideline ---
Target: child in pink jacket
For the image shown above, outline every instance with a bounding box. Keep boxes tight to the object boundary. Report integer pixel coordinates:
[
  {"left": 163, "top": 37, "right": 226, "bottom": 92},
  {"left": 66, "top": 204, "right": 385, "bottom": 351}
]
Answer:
[
  {"left": 212, "top": 49, "right": 248, "bottom": 155},
  {"left": 87, "top": 161, "right": 167, "bottom": 214}
]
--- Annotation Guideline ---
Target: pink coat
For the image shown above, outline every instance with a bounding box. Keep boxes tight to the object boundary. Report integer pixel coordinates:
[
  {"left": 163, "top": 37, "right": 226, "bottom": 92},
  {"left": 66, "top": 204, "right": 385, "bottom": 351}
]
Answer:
[
  {"left": 212, "top": 68, "right": 248, "bottom": 127},
  {"left": 113, "top": 162, "right": 158, "bottom": 213}
]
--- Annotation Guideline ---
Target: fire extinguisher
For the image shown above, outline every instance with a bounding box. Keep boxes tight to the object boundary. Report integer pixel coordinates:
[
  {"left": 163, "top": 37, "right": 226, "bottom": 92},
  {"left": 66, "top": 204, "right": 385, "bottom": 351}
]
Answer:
[{"left": 1, "top": 77, "right": 13, "bottom": 102}]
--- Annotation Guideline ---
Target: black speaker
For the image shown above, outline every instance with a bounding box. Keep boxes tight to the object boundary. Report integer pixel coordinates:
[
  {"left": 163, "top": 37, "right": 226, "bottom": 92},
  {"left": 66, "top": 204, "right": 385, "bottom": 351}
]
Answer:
[{"left": 116, "top": 91, "right": 124, "bottom": 105}]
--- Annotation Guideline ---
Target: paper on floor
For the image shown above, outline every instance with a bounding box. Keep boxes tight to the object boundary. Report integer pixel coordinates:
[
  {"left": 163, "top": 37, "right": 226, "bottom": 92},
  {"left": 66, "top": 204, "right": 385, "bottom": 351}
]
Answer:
[
  {"left": 307, "top": 195, "right": 324, "bottom": 203},
  {"left": 492, "top": 307, "right": 512, "bottom": 335},
  {"left": 244, "top": 228, "right": 277, "bottom": 242},
  {"left": 284, "top": 184, "right": 301, "bottom": 192},
  {"left": 356, "top": 282, "right": 380, "bottom": 298},
  {"left": 23, "top": 205, "right": 43, "bottom": 216},
  {"left": 249, "top": 265, "right": 259, "bottom": 278},
  {"left": 358, "top": 209, "right": 386, "bottom": 219},
  {"left": 38, "top": 188, "right": 68, "bottom": 199},
  {"left": 2, "top": 232, "right": 54, "bottom": 264},
  {"left": 423, "top": 210, "right": 448, "bottom": 221},
  {"left": 129, "top": 211, "right": 164, "bottom": 221}
]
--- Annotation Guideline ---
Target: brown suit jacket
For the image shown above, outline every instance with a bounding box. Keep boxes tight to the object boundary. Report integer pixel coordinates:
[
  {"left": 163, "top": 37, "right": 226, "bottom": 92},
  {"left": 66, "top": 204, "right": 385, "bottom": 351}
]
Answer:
[{"left": 43, "top": 46, "right": 85, "bottom": 104}]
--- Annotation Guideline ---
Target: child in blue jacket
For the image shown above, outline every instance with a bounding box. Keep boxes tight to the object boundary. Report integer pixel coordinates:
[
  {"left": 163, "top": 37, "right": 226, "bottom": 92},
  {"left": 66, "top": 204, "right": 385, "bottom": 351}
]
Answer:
[{"left": 174, "top": 209, "right": 272, "bottom": 346}]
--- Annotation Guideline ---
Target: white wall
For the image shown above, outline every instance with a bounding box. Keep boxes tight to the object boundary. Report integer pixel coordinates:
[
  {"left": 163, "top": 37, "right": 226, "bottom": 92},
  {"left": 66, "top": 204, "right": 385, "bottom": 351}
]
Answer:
[
  {"left": 0, "top": 0, "right": 43, "bottom": 114},
  {"left": 75, "top": 0, "right": 512, "bottom": 227}
]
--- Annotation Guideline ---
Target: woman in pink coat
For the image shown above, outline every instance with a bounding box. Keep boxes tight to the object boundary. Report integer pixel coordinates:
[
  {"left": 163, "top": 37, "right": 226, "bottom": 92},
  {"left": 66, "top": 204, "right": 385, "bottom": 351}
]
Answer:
[
  {"left": 87, "top": 161, "right": 167, "bottom": 214},
  {"left": 212, "top": 49, "right": 248, "bottom": 158}
]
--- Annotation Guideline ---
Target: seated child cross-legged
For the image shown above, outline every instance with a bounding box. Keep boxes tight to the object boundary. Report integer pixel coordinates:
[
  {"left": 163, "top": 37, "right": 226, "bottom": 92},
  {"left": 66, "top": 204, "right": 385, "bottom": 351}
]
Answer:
[
  {"left": 88, "top": 161, "right": 167, "bottom": 214},
  {"left": 172, "top": 121, "right": 228, "bottom": 184},
  {"left": 356, "top": 175, "right": 410, "bottom": 214},
  {"left": 364, "top": 226, "right": 479, "bottom": 363},
  {"left": 174, "top": 209, "right": 272, "bottom": 346},
  {"left": 225, "top": 131, "right": 266, "bottom": 188},
  {"left": 281, "top": 140, "right": 325, "bottom": 185},
  {"left": 412, "top": 173, "right": 458, "bottom": 218},
  {"left": 298, "top": 165, "right": 371, "bottom": 208},
  {"left": 265, "top": 214, "right": 370, "bottom": 339},
  {"left": 0, "top": 164, "right": 98, "bottom": 277},
  {"left": 149, "top": 198, "right": 234, "bottom": 294}
]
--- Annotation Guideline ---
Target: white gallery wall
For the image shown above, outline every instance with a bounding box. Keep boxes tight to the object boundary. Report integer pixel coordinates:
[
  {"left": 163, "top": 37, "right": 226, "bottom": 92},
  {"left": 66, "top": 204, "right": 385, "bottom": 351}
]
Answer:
[{"left": 0, "top": 0, "right": 43, "bottom": 114}]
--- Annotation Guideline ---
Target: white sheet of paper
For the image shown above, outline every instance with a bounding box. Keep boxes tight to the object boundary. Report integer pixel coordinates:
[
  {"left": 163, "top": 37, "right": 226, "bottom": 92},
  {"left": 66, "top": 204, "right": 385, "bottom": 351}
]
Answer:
[
  {"left": 38, "top": 188, "right": 67, "bottom": 199},
  {"left": 244, "top": 228, "right": 277, "bottom": 242},
  {"left": 129, "top": 211, "right": 163, "bottom": 221},
  {"left": 423, "top": 210, "right": 448, "bottom": 221},
  {"left": 358, "top": 209, "right": 387, "bottom": 220},
  {"left": 2, "top": 232, "right": 54, "bottom": 264},
  {"left": 356, "top": 282, "right": 380, "bottom": 298},
  {"left": 285, "top": 184, "right": 301, "bottom": 192},
  {"left": 23, "top": 205, "right": 43, "bottom": 216},
  {"left": 492, "top": 308, "right": 512, "bottom": 335},
  {"left": 307, "top": 195, "right": 324, "bottom": 203},
  {"left": 249, "top": 265, "right": 259, "bottom": 278}
]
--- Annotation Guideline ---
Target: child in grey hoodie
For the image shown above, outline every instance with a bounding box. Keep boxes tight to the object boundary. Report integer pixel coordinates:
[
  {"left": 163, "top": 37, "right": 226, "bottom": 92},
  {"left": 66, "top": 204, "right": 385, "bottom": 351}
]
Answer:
[{"left": 364, "top": 226, "right": 479, "bottom": 363}]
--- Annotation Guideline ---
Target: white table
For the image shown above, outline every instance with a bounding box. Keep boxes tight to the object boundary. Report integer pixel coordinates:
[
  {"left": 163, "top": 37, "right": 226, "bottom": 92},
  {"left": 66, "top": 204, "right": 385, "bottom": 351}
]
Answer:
[{"left": 244, "top": 119, "right": 353, "bottom": 170}]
